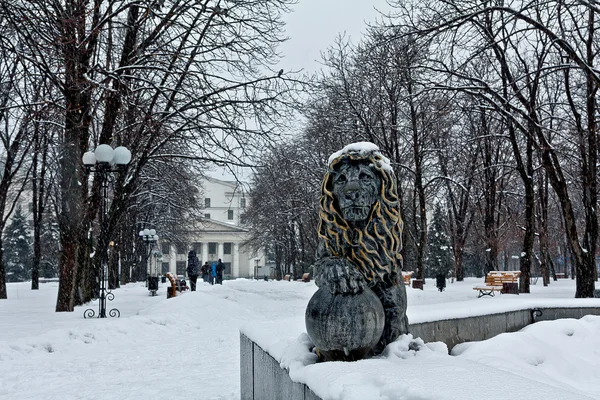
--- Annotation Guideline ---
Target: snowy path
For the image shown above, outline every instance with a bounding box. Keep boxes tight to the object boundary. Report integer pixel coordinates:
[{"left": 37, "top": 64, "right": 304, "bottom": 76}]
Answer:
[{"left": 0, "top": 278, "right": 599, "bottom": 399}]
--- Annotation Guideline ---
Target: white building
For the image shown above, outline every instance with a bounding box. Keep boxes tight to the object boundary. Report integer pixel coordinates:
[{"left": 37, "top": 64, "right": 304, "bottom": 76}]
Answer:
[{"left": 159, "top": 177, "right": 266, "bottom": 279}]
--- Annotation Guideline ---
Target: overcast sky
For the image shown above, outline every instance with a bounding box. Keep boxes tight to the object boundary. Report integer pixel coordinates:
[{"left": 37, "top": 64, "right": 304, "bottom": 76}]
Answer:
[
  {"left": 277, "top": 0, "right": 392, "bottom": 74},
  {"left": 210, "top": 1, "right": 392, "bottom": 182}
]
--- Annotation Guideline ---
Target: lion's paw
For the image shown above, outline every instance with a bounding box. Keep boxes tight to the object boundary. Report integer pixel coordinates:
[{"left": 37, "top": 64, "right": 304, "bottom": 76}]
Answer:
[{"left": 314, "top": 257, "right": 367, "bottom": 295}]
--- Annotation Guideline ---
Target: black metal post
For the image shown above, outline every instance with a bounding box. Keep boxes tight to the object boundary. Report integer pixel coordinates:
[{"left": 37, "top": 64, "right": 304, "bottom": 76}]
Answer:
[
  {"left": 142, "top": 235, "right": 158, "bottom": 295},
  {"left": 84, "top": 164, "right": 120, "bottom": 319}
]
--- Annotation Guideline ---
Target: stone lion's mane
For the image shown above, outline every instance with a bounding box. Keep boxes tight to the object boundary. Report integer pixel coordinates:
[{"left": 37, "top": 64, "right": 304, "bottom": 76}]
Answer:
[{"left": 318, "top": 151, "right": 403, "bottom": 286}]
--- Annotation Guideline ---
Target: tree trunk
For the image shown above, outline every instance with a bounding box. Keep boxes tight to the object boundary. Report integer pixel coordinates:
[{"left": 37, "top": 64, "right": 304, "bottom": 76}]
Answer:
[
  {"left": 453, "top": 247, "right": 464, "bottom": 281},
  {"left": 31, "top": 123, "right": 47, "bottom": 291},
  {"left": 56, "top": 239, "right": 79, "bottom": 311},
  {"left": 537, "top": 167, "right": 551, "bottom": 287},
  {"left": 31, "top": 136, "right": 40, "bottom": 290},
  {"left": 0, "top": 248, "right": 6, "bottom": 299},
  {"left": 55, "top": 85, "right": 90, "bottom": 311},
  {"left": 519, "top": 177, "right": 534, "bottom": 293},
  {"left": 407, "top": 84, "right": 427, "bottom": 280}
]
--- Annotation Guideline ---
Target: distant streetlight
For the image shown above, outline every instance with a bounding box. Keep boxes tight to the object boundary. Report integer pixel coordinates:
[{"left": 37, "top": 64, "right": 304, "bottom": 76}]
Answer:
[
  {"left": 153, "top": 250, "right": 163, "bottom": 273},
  {"left": 82, "top": 145, "right": 131, "bottom": 318},
  {"left": 254, "top": 258, "right": 260, "bottom": 279},
  {"left": 140, "top": 229, "right": 159, "bottom": 296}
]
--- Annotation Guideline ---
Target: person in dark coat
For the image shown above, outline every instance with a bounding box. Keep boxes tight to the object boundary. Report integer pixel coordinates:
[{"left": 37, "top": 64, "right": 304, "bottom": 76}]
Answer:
[
  {"left": 216, "top": 259, "right": 225, "bottom": 284},
  {"left": 186, "top": 250, "right": 200, "bottom": 291},
  {"left": 210, "top": 261, "right": 217, "bottom": 285},
  {"left": 201, "top": 261, "right": 210, "bottom": 284}
]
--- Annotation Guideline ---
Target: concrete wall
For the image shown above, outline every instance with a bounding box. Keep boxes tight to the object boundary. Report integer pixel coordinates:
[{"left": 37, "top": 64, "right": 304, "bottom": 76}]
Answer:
[
  {"left": 410, "top": 307, "right": 600, "bottom": 351},
  {"left": 240, "top": 333, "right": 320, "bottom": 400},
  {"left": 240, "top": 306, "right": 600, "bottom": 400}
]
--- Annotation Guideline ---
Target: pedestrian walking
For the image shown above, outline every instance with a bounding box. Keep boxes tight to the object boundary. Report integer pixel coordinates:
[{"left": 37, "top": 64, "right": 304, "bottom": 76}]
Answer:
[
  {"left": 187, "top": 250, "right": 200, "bottom": 291},
  {"left": 216, "top": 259, "right": 225, "bottom": 284},
  {"left": 211, "top": 261, "right": 217, "bottom": 285},
  {"left": 201, "top": 261, "right": 210, "bottom": 284}
]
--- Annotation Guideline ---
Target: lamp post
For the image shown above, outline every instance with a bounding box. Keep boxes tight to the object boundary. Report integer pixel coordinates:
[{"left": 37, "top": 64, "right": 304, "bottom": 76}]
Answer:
[
  {"left": 140, "top": 229, "right": 159, "bottom": 296},
  {"left": 153, "top": 249, "right": 163, "bottom": 278},
  {"left": 254, "top": 258, "right": 259, "bottom": 280},
  {"left": 82, "top": 144, "right": 131, "bottom": 318}
]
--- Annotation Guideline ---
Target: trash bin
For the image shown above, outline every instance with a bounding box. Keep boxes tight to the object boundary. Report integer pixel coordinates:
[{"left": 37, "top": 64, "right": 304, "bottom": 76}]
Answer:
[
  {"left": 502, "top": 282, "right": 519, "bottom": 295},
  {"left": 435, "top": 274, "right": 446, "bottom": 292},
  {"left": 412, "top": 279, "right": 424, "bottom": 290},
  {"left": 148, "top": 276, "right": 159, "bottom": 291},
  {"left": 161, "top": 276, "right": 167, "bottom": 283}
]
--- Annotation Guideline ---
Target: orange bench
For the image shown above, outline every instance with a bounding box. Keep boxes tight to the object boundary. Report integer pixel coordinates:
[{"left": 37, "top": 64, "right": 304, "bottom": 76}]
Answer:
[
  {"left": 473, "top": 271, "right": 520, "bottom": 298},
  {"left": 165, "top": 272, "right": 188, "bottom": 298},
  {"left": 401, "top": 271, "right": 414, "bottom": 285},
  {"left": 296, "top": 273, "right": 310, "bottom": 282}
]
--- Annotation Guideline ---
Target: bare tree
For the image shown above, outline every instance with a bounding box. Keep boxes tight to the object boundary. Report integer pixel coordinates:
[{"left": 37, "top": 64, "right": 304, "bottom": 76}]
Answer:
[
  {"left": 30, "top": 88, "right": 56, "bottom": 290},
  {"left": 391, "top": 0, "right": 598, "bottom": 297},
  {"left": 0, "top": 39, "right": 35, "bottom": 298},
  {"left": 0, "top": 0, "right": 300, "bottom": 308},
  {"left": 318, "top": 29, "right": 445, "bottom": 280},
  {"left": 434, "top": 99, "right": 479, "bottom": 281},
  {"left": 245, "top": 140, "right": 323, "bottom": 279}
]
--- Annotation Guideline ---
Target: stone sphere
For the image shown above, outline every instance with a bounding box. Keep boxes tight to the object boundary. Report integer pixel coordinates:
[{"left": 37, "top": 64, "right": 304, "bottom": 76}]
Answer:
[{"left": 305, "top": 287, "right": 385, "bottom": 361}]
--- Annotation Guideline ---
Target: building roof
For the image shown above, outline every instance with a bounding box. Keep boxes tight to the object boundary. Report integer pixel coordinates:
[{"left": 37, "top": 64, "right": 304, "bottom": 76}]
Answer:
[
  {"left": 192, "top": 218, "right": 249, "bottom": 234},
  {"left": 205, "top": 176, "right": 239, "bottom": 189}
]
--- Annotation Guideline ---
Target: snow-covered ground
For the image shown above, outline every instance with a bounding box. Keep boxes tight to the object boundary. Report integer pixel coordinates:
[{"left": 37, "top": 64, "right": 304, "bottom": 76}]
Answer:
[{"left": 0, "top": 277, "right": 599, "bottom": 399}]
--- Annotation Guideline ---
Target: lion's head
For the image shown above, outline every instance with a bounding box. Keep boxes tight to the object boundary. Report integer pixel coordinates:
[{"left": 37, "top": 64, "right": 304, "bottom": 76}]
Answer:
[{"left": 318, "top": 143, "right": 403, "bottom": 286}]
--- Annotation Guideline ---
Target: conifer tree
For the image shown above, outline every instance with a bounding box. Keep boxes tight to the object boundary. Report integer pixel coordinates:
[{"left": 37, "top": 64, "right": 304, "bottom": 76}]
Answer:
[
  {"left": 3, "top": 204, "right": 32, "bottom": 282},
  {"left": 39, "top": 218, "right": 60, "bottom": 279},
  {"left": 427, "top": 204, "right": 452, "bottom": 278}
]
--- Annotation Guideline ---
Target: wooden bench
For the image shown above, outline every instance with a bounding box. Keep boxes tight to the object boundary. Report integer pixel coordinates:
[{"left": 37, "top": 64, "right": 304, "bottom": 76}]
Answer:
[
  {"left": 165, "top": 272, "right": 188, "bottom": 298},
  {"left": 473, "top": 271, "right": 521, "bottom": 298},
  {"left": 401, "top": 271, "right": 414, "bottom": 285},
  {"left": 296, "top": 273, "right": 310, "bottom": 282},
  {"left": 283, "top": 274, "right": 291, "bottom": 281}
]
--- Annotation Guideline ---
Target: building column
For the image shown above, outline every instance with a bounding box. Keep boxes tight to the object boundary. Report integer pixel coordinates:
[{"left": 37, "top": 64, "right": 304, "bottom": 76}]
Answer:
[
  {"left": 168, "top": 244, "right": 175, "bottom": 274},
  {"left": 201, "top": 242, "right": 209, "bottom": 265},
  {"left": 233, "top": 243, "right": 240, "bottom": 277},
  {"left": 218, "top": 242, "right": 224, "bottom": 261}
]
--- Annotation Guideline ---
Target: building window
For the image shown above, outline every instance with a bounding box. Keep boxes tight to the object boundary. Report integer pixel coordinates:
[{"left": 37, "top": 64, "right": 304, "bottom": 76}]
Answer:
[
  {"left": 192, "top": 242, "right": 202, "bottom": 254},
  {"left": 240, "top": 198, "right": 246, "bottom": 208},
  {"left": 228, "top": 209, "right": 234, "bottom": 220},
  {"left": 28, "top": 202, "right": 34, "bottom": 212},
  {"left": 161, "top": 243, "right": 170, "bottom": 255},
  {"left": 240, "top": 213, "right": 247, "bottom": 225},
  {"left": 208, "top": 242, "right": 217, "bottom": 255},
  {"left": 205, "top": 198, "right": 211, "bottom": 208},
  {"left": 176, "top": 244, "right": 186, "bottom": 254},
  {"left": 224, "top": 243, "right": 232, "bottom": 255},
  {"left": 176, "top": 261, "right": 186, "bottom": 276},
  {"left": 161, "top": 263, "right": 170, "bottom": 274},
  {"left": 204, "top": 213, "right": 211, "bottom": 219},
  {"left": 223, "top": 262, "right": 231, "bottom": 275}
]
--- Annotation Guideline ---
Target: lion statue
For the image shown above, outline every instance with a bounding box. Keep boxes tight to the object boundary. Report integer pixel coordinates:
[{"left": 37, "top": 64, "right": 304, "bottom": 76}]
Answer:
[{"left": 312, "top": 142, "right": 409, "bottom": 356}]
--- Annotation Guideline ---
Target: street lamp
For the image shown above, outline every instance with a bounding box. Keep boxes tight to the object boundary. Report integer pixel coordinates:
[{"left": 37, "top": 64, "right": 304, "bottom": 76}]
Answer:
[
  {"left": 254, "top": 258, "right": 260, "bottom": 280},
  {"left": 82, "top": 144, "right": 131, "bottom": 318},
  {"left": 140, "top": 228, "right": 159, "bottom": 296},
  {"left": 153, "top": 249, "right": 163, "bottom": 283}
]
